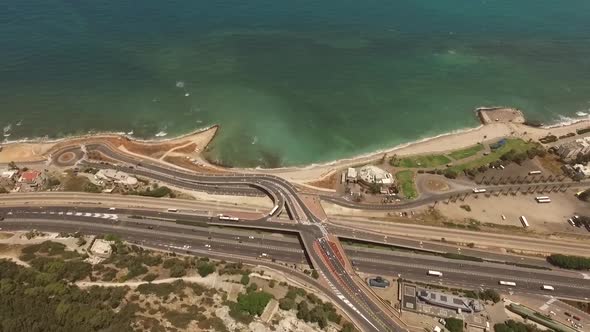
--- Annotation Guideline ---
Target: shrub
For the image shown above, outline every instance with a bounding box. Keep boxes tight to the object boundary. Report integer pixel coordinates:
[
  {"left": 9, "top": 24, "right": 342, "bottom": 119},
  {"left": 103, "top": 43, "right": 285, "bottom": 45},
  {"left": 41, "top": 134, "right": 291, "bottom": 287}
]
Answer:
[
  {"left": 240, "top": 273, "right": 250, "bottom": 285},
  {"left": 236, "top": 291, "right": 273, "bottom": 316},
  {"left": 547, "top": 254, "right": 590, "bottom": 270},
  {"left": 445, "top": 318, "right": 464, "bottom": 332}
]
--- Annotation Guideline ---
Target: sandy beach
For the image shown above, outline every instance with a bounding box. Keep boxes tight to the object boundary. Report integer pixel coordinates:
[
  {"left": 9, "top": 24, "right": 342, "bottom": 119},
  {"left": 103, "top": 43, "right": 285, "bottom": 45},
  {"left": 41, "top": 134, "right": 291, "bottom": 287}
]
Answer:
[
  {"left": 262, "top": 120, "right": 590, "bottom": 183},
  {"left": 2, "top": 118, "right": 590, "bottom": 184}
]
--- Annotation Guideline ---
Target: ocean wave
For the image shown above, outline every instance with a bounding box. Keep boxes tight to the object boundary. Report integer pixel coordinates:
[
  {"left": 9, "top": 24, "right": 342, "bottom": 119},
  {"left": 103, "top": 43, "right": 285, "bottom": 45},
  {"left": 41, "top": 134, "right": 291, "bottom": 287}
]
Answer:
[
  {"left": 542, "top": 113, "right": 590, "bottom": 129},
  {"left": 0, "top": 125, "right": 217, "bottom": 146}
]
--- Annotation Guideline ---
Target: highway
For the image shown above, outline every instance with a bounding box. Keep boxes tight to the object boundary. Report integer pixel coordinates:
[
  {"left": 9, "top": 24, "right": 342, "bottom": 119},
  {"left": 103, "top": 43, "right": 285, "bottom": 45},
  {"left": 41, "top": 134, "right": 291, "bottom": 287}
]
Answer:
[
  {"left": 2, "top": 215, "right": 589, "bottom": 301},
  {"left": 6, "top": 141, "right": 583, "bottom": 332}
]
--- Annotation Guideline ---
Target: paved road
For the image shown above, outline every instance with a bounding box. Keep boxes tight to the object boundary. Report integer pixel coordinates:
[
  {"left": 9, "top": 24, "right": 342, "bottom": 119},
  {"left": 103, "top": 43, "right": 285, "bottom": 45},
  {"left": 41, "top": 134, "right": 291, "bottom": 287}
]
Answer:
[
  {"left": 328, "top": 218, "right": 590, "bottom": 257},
  {"left": 2, "top": 216, "right": 589, "bottom": 301},
  {"left": 42, "top": 142, "right": 590, "bottom": 331}
]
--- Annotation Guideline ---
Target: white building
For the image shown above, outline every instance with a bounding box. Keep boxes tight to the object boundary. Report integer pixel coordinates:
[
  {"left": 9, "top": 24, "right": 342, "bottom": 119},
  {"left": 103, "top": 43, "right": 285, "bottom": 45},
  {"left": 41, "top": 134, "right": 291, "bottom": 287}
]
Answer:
[
  {"left": 346, "top": 168, "right": 358, "bottom": 182},
  {"left": 573, "top": 163, "right": 590, "bottom": 177},
  {"left": 0, "top": 169, "right": 18, "bottom": 181},
  {"left": 556, "top": 137, "right": 590, "bottom": 160},
  {"left": 89, "top": 239, "right": 113, "bottom": 258},
  {"left": 358, "top": 165, "right": 394, "bottom": 185},
  {"left": 95, "top": 169, "right": 138, "bottom": 186}
]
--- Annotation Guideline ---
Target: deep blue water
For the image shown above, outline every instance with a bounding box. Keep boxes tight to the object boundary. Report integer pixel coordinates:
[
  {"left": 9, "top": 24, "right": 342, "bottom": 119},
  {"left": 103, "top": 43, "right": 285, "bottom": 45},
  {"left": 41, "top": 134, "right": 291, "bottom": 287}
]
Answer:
[{"left": 1, "top": 1, "right": 590, "bottom": 166}]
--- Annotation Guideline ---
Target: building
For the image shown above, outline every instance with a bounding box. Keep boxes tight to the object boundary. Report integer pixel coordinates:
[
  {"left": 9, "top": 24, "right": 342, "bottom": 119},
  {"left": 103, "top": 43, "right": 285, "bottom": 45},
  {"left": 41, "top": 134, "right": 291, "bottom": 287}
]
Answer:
[
  {"left": 417, "top": 289, "right": 482, "bottom": 313},
  {"left": 367, "top": 276, "right": 390, "bottom": 288},
  {"left": 346, "top": 168, "right": 358, "bottom": 183},
  {"left": 95, "top": 169, "right": 138, "bottom": 186},
  {"left": 18, "top": 170, "right": 44, "bottom": 187},
  {"left": 358, "top": 165, "right": 394, "bottom": 185},
  {"left": 556, "top": 137, "right": 590, "bottom": 160},
  {"left": 89, "top": 239, "right": 113, "bottom": 258},
  {"left": 573, "top": 163, "right": 590, "bottom": 178},
  {"left": 0, "top": 168, "right": 18, "bottom": 181}
]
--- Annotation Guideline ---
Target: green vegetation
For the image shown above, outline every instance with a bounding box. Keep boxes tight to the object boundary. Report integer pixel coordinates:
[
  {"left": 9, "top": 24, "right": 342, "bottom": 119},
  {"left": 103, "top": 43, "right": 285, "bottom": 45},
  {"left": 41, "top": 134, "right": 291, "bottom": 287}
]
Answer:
[
  {"left": 445, "top": 318, "right": 464, "bottom": 332},
  {"left": 0, "top": 259, "right": 135, "bottom": 331},
  {"left": 507, "top": 303, "right": 572, "bottom": 332},
  {"left": 478, "top": 289, "right": 501, "bottom": 303},
  {"left": 441, "top": 253, "right": 484, "bottom": 262},
  {"left": 130, "top": 185, "right": 173, "bottom": 198},
  {"left": 494, "top": 320, "right": 544, "bottom": 332},
  {"left": 562, "top": 299, "right": 590, "bottom": 314},
  {"left": 442, "top": 219, "right": 481, "bottom": 231},
  {"left": 163, "top": 305, "right": 203, "bottom": 329},
  {"left": 163, "top": 258, "right": 188, "bottom": 278},
  {"left": 547, "top": 254, "right": 590, "bottom": 270},
  {"left": 311, "top": 270, "right": 319, "bottom": 279},
  {"left": 196, "top": 260, "right": 216, "bottom": 277},
  {"left": 236, "top": 291, "right": 273, "bottom": 316},
  {"left": 277, "top": 286, "right": 343, "bottom": 329},
  {"left": 449, "top": 139, "right": 538, "bottom": 173},
  {"left": 395, "top": 170, "right": 417, "bottom": 199},
  {"left": 448, "top": 144, "right": 484, "bottom": 160},
  {"left": 240, "top": 273, "right": 250, "bottom": 285},
  {"left": 391, "top": 154, "right": 451, "bottom": 168}
]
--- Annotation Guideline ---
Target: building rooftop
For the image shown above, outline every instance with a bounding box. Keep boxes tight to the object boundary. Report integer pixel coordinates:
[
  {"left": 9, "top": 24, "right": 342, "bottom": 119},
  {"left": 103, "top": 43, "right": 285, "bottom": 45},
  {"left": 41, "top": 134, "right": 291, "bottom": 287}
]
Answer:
[
  {"left": 358, "top": 165, "right": 394, "bottom": 185},
  {"left": 95, "top": 169, "right": 138, "bottom": 185},
  {"left": 90, "top": 239, "right": 113, "bottom": 258},
  {"left": 18, "top": 170, "right": 41, "bottom": 183},
  {"left": 0, "top": 169, "right": 18, "bottom": 179},
  {"left": 417, "top": 289, "right": 482, "bottom": 313}
]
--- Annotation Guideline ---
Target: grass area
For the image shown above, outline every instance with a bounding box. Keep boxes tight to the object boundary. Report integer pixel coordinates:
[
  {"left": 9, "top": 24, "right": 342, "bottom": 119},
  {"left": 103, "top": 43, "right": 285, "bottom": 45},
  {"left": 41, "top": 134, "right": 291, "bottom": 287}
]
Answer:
[
  {"left": 395, "top": 170, "right": 417, "bottom": 199},
  {"left": 448, "top": 139, "right": 536, "bottom": 173},
  {"left": 447, "top": 144, "right": 483, "bottom": 160},
  {"left": 391, "top": 154, "right": 451, "bottom": 168}
]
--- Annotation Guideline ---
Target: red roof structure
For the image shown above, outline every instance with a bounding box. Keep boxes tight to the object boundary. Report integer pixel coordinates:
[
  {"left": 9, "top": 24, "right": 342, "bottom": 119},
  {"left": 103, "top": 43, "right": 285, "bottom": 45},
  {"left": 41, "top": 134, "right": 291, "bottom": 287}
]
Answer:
[{"left": 19, "top": 170, "right": 41, "bottom": 183}]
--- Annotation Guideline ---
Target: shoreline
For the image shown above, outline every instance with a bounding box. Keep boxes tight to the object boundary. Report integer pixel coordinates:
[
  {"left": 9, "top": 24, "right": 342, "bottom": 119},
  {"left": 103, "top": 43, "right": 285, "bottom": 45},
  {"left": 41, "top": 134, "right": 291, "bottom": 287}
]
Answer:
[{"left": 2, "top": 114, "right": 590, "bottom": 182}]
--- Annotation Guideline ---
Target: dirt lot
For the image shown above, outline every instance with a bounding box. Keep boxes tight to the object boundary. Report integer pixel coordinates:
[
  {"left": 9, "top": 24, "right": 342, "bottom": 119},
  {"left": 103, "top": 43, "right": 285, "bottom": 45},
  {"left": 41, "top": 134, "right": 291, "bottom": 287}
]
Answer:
[{"left": 436, "top": 189, "right": 590, "bottom": 234}]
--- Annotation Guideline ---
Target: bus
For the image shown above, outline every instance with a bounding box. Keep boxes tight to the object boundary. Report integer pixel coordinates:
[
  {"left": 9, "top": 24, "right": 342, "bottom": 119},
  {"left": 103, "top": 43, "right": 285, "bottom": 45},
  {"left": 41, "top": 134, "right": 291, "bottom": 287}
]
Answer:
[
  {"left": 499, "top": 281, "right": 517, "bottom": 286},
  {"left": 167, "top": 208, "right": 178, "bottom": 213},
  {"left": 428, "top": 270, "right": 443, "bottom": 277},
  {"left": 472, "top": 188, "right": 487, "bottom": 193},
  {"left": 541, "top": 285, "right": 555, "bottom": 291},
  {"left": 535, "top": 196, "right": 551, "bottom": 203},
  {"left": 520, "top": 216, "right": 529, "bottom": 228},
  {"left": 529, "top": 170, "right": 542, "bottom": 175},
  {"left": 219, "top": 215, "right": 239, "bottom": 222},
  {"left": 268, "top": 205, "right": 279, "bottom": 216}
]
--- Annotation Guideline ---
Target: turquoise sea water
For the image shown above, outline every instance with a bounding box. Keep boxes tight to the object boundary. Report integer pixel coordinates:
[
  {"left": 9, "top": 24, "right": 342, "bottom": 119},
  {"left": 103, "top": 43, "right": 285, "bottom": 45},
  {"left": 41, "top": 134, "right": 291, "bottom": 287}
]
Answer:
[{"left": 1, "top": 1, "right": 590, "bottom": 167}]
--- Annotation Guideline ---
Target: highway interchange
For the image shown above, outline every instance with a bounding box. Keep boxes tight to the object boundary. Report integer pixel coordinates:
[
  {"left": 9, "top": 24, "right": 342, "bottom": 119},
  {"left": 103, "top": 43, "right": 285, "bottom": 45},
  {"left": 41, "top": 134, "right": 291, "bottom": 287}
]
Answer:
[{"left": 1, "top": 142, "right": 589, "bottom": 332}]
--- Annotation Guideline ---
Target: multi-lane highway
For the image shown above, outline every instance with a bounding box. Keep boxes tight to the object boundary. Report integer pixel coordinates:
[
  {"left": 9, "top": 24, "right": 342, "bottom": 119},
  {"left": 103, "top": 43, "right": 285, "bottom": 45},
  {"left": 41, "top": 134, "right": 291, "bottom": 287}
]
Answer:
[
  {"left": 2, "top": 212, "right": 589, "bottom": 301},
  {"left": 3, "top": 141, "right": 588, "bottom": 332}
]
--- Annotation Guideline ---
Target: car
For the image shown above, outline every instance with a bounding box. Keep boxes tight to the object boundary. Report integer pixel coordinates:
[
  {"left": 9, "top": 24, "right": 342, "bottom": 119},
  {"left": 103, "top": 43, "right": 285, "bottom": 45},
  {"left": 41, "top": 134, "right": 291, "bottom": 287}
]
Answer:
[
  {"left": 0, "top": 215, "right": 4, "bottom": 221},
  {"left": 248, "top": 236, "right": 254, "bottom": 239},
  {"left": 147, "top": 226, "right": 153, "bottom": 229},
  {"left": 204, "top": 244, "right": 211, "bottom": 248}
]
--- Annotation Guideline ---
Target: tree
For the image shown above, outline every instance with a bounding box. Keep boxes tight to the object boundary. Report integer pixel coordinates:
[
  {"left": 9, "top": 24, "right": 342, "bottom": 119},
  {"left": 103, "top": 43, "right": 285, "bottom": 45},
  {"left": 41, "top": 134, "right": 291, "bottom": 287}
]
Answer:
[
  {"left": 240, "top": 273, "right": 250, "bottom": 285},
  {"left": 8, "top": 161, "right": 17, "bottom": 170},
  {"left": 445, "top": 318, "right": 464, "bottom": 332},
  {"left": 341, "top": 322, "right": 358, "bottom": 332},
  {"left": 196, "top": 261, "right": 215, "bottom": 277},
  {"left": 278, "top": 298, "right": 295, "bottom": 311},
  {"left": 311, "top": 270, "right": 319, "bottom": 279},
  {"left": 444, "top": 169, "right": 458, "bottom": 179},
  {"left": 236, "top": 291, "right": 273, "bottom": 316}
]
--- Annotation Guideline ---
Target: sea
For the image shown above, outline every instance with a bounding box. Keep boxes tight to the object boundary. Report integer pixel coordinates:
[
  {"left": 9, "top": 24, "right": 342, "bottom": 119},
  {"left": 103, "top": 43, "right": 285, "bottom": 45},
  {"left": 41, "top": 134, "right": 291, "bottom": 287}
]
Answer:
[{"left": 2, "top": 1, "right": 590, "bottom": 167}]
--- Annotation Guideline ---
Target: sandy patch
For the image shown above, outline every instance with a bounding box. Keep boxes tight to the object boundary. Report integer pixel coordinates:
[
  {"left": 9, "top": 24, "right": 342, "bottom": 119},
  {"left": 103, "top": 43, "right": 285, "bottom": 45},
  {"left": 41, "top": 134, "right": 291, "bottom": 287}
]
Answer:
[{"left": 436, "top": 190, "right": 590, "bottom": 233}]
